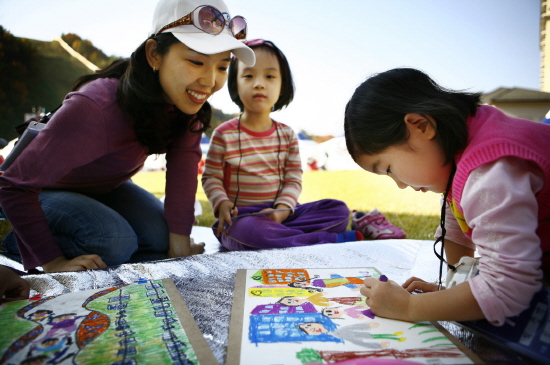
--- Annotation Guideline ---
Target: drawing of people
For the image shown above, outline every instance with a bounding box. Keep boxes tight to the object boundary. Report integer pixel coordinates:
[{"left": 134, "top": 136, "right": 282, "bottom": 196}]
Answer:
[
  {"left": 18, "top": 355, "right": 48, "bottom": 365},
  {"left": 322, "top": 306, "right": 372, "bottom": 320},
  {"left": 28, "top": 337, "right": 73, "bottom": 364},
  {"left": 251, "top": 298, "right": 316, "bottom": 315},
  {"left": 280, "top": 293, "right": 328, "bottom": 306},
  {"left": 30, "top": 338, "right": 63, "bottom": 357},
  {"left": 27, "top": 310, "right": 53, "bottom": 323},
  {"left": 327, "top": 297, "right": 365, "bottom": 306},
  {"left": 4, "top": 286, "right": 120, "bottom": 365},
  {"left": 44, "top": 314, "right": 86, "bottom": 338},
  {"left": 298, "top": 322, "right": 406, "bottom": 349},
  {"left": 288, "top": 274, "right": 367, "bottom": 292},
  {"left": 248, "top": 313, "right": 343, "bottom": 344},
  {"left": 251, "top": 293, "right": 328, "bottom": 315},
  {"left": 10, "top": 312, "right": 87, "bottom": 364}
]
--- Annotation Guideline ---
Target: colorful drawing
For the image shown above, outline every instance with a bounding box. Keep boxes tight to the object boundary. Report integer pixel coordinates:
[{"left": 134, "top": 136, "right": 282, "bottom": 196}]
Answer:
[
  {"left": 287, "top": 272, "right": 378, "bottom": 293},
  {"left": 227, "top": 268, "right": 480, "bottom": 365},
  {"left": 251, "top": 269, "right": 310, "bottom": 286},
  {"left": 0, "top": 279, "right": 216, "bottom": 364},
  {"left": 322, "top": 305, "right": 374, "bottom": 320},
  {"left": 251, "top": 293, "right": 328, "bottom": 315},
  {"left": 248, "top": 286, "right": 313, "bottom": 298}
]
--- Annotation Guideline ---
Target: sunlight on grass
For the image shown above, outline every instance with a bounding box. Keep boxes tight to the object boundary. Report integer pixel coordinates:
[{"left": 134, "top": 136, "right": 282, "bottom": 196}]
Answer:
[
  {"left": 300, "top": 170, "right": 440, "bottom": 215},
  {"left": 132, "top": 170, "right": 441, "bottom": 240}
]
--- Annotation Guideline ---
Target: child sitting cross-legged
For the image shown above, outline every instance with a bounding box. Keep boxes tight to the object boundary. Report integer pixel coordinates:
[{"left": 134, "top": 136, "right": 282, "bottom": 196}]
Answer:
[{"left": 201, "top": 39, "right": 363, "bottom": 250}]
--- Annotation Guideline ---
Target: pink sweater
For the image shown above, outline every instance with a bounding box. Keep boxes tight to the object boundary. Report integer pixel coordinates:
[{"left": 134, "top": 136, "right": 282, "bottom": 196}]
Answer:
[
  {"left": 437, "top": 105, "right": 550, "bottom": 325},
  {"left": 0, "top": 78, "right": 201, "bottom": 269}
]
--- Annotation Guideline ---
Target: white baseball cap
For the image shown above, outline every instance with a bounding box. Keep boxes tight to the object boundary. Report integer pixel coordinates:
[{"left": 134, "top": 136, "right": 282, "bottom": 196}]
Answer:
[{"left": 150, "top": 0, "right": 255, "bottom": 66}]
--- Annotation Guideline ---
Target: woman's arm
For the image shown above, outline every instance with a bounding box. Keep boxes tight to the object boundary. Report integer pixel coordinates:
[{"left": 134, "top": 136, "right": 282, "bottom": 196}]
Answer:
[
  {"left": 0, "top": 93, "right": 112, "bottom": 270},
  {"left": 164, "top": 122, "right": 202, "bottom": 241},
  {"left": 201, "top": 128, "right": 232, "bottom": 215}
]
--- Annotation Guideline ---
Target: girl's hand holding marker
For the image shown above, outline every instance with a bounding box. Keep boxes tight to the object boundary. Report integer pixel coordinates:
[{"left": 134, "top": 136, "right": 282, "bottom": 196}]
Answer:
[{"left": 361, "top": 274, "right": 417, "bottom": 322}]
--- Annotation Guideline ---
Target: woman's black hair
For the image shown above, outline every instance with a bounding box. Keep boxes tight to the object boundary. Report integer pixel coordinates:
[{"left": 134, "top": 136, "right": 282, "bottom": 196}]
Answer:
[
  {"left": 72, "top": 33, "right": 211, "bottom": 154},
  {"left": 227, "top": 40, "right": 294, "bottom": 112},
  {"left": 344, "top": 67, "right": 481, "bottom": 164}
]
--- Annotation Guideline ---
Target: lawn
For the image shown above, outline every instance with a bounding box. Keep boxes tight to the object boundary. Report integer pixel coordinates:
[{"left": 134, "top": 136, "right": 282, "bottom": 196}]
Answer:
[{"left": 132, "top": 169, "right": 441, "bottom": 241}]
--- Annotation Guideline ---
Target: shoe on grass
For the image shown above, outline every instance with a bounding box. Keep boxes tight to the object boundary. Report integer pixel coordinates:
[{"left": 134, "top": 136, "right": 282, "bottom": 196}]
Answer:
[{"left": 351, "top": 209, "right": 406, "bottom": 239}]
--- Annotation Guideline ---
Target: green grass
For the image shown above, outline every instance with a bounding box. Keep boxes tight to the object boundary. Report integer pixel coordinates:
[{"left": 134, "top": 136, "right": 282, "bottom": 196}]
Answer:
[
  {"left": 0, "top": 170, "right": 441, "bottom": 245},
  {"left": 132, "top": 170, "right": 441, "bottom": 240}
]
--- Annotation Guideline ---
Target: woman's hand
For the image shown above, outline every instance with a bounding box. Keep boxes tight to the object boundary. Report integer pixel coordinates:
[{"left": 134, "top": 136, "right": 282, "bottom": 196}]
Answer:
[
  {"left": 42, "top": 255, "right": 107, "bottom": 273},
  {"left": 261, "top": 204, "right": 291, "bottom": 224},
  {"left": 168, "top": 233, "right": 204, "bottom": 258},
  {"left": 0, "top": 265, "right": 30, "bottom": 303},
  {"left": 402, "top": 276, "right": 441, "bottom": 293},
  {"left": 361, "top": 277, "right": 413, "bottom": 321},
  {"left": 216, "top": 201, "right": 238, "bottom": 237}
]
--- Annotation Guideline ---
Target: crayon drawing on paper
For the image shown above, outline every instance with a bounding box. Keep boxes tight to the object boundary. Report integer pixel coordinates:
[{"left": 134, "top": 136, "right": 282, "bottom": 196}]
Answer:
[
  {"left": 227, "top": 267, "right": 478, "bottom": 365},
  {"left": 0, "top": 278, "right": 214, "bottom": 365}
]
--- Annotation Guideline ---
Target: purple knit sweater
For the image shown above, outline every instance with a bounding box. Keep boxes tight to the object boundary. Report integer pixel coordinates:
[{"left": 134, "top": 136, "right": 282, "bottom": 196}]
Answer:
[{"left": 0, "top": 78, "right": 201, "bottom": 269}]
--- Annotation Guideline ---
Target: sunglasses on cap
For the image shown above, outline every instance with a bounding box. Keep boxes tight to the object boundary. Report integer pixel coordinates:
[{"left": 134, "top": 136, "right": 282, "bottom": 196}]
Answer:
[{"left": 155, "top": 5, "right": 247, "bottom": 40}]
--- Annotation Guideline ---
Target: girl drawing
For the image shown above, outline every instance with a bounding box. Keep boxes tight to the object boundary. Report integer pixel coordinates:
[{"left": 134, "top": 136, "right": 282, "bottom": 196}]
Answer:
[{"left": 345, "top": 67, "right": 550, "bottom": 327}]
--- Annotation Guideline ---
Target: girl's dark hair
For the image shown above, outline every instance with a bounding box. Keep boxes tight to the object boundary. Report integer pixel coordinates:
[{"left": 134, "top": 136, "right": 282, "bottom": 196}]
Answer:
[
  {"left": 344, "top": 67, "right": 481, "bottom": 164},
  {"left": 227, "top": 40, "right": 294, "bottom": 112},
  {"left": 72, "top": 33, "right": 211, "bottom": 154}
]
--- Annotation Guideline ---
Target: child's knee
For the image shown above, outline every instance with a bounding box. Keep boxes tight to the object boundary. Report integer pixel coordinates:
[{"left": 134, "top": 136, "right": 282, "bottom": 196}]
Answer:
[{"left": 319, "top": 199, "right": 350, "bottom": 218}]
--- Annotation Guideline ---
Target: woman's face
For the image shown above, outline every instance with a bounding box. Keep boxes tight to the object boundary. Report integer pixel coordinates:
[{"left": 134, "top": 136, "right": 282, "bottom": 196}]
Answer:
[{"left": 152, "top": 41, "right": 231, "bottom": 114}]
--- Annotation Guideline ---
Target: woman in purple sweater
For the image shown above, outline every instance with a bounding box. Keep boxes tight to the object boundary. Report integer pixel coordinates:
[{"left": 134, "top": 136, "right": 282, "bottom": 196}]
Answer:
[{"left": 0, "top": 0, "right": 254, "bottom": 272}]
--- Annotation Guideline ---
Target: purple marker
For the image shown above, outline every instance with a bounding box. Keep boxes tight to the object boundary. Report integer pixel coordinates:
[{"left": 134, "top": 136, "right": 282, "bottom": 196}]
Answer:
[
  {"left": 363, "top": 309, "right": 376, "bottom": 319},
  {"left": 379, "top": 275, "right": 388, "bottom": 282}
]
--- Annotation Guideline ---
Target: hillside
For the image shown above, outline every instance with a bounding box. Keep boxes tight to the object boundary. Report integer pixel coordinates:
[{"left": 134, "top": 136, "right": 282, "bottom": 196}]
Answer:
[
  {"left": 0, "top": 33, "right": 94, "bottom": 140},
  {"left": 24, "top": 38, "right": 94, "bottom": 113},
  {"left": 0, "top": 31, "right": 237, "bottom": 140}
]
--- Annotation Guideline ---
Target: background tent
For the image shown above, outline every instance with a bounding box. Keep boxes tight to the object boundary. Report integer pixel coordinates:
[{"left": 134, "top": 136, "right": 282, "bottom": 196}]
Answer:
[
  {"left": 318, "top": 136, "right": 360, "bottom": 171},
  {"left": 143, "top": 133, "right": 211, "bottom": 172},
  {"left": 296, "top": 133, "right": 320, "bottom": 171}
]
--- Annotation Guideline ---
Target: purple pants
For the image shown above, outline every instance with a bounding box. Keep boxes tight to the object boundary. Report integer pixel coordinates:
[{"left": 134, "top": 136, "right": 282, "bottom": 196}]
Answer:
[{"left": 213, "top": 199, "right": 350, "bottom": 251}]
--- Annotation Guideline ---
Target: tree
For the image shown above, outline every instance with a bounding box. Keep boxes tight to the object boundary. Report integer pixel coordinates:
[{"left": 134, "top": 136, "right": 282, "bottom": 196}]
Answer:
[
  {"left": 207, "top": 107, "right": 238, "bottom": 138},
  {"left": 0, "top": 26, "right": 38, "bottom": 139},
  {"left": 61, "top": 33, "right": 119, "bottom": 69}
]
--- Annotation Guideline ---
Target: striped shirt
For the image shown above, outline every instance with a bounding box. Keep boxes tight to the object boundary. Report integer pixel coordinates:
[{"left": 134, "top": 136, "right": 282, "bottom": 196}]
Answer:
[{"left": 202, "top": 117, "right": 302, "bottom": 214}]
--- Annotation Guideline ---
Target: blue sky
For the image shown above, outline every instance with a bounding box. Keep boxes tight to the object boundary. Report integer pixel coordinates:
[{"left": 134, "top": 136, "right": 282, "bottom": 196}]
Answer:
[{"left": 1, "top": 0, "right": 540, "bottom": 135}]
